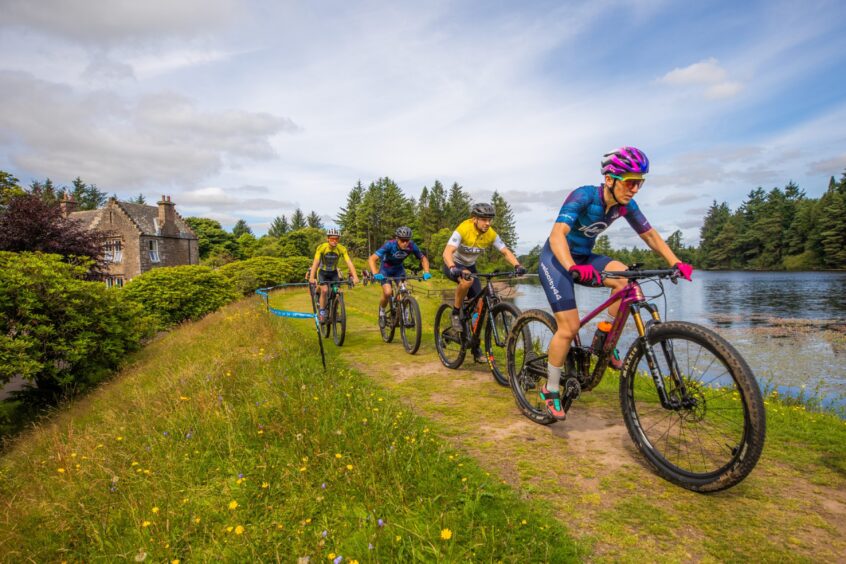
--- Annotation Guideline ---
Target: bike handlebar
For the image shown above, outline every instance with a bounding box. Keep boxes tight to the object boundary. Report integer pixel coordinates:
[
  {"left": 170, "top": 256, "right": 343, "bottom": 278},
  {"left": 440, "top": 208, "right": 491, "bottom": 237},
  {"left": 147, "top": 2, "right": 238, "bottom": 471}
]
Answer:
[
  {"left": 602, "top": 268, "right": 681, "bottom": 281},
  {"left": 464, "top": 270, "right": 522, "bottom": 281}
]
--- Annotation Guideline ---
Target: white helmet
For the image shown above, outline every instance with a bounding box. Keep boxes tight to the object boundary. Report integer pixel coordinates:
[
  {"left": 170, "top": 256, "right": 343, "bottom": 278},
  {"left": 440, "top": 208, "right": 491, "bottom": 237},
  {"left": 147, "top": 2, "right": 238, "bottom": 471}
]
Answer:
[{"left": 327, "top": 227, "right": 341, "bottom": 237}]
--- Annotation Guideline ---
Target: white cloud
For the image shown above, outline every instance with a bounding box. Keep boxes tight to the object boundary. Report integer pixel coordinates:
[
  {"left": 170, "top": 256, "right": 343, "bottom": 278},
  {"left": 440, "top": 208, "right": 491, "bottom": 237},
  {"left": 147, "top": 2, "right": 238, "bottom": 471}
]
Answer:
[
  {"left": 177, "top": 186, "right": 296, "bottom": 213},
  {"left": 0, "top": 0, "right": 239, "bottom": 45},
  {"left": 659, "top": 57, "right": 743, "bottom": 99},
  {"left": 0, "top": 71, "right": 299, "bottom": 189}
]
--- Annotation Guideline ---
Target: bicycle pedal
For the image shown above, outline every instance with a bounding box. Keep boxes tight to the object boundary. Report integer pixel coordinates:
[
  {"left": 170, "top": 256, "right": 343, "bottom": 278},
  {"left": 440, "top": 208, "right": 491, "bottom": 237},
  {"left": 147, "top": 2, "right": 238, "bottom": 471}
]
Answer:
[{"left": 564, "top": 377, "right": 581, "bottom": 400}]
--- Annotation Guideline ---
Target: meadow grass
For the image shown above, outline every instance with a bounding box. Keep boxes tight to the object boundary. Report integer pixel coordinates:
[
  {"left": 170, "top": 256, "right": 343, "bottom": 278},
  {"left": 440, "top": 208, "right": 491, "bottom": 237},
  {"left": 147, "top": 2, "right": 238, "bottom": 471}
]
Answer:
[
  {"left": 0, "top": 296, "right": 582, "bottom": 562},
  {"left": 270, "top": 280, "right": 846, "bottom": 562}
]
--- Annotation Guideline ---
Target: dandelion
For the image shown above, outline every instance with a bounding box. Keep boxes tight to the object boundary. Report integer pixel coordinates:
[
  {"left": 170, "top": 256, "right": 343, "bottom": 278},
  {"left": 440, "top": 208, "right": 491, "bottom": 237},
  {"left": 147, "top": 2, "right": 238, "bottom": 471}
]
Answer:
[
  {"left": 335, "top": 453, "right": 343, "bottom": 459},
  {"left": 142, "top": 521, "right": 151, "bottom": 528},
  {"left": 235, "top": 525, "right": 245, "bottom": 535},
  {"left": 194, "top": 517, "right": 201, "bottom": 524},
  {"left": 226, "top": 526, "right": 234, "bottom": 533},
  {"left": 440, "top": 528, "right": 452, "bottom": 540},
  {"left": 327, "top": 554, "right": 336, "bottom": 560},
  {"left": 57, "top": 468, "right": 66, "bottom": 474},
  {"left": 179, "top": 396, "right": 190, "bottom": 401},
  {"left": 299, "top": 466, "right": 307, "bottom": 472},
  {"left": 229, "top": 500, "right": 239, "bottom": 510},
  {"left": 521, "top": 519, "right": 527, "bottom": 525},
  {"left": 152, "top": 507, "right": 160, "bottom": 514},
  {"left": 395, "top": 535, "right": 401, "bottom": 542},
  {"left": 116, "top": 436, "right": 124, "bottom": 441},
  {"left": 171, "top": 560, "right": 180, "bottom": 564},
  {"left": 262, "top": 482, "right": 269, "bottom": 489},
  {"left": 346, "top": 464, "right": 353, "bottom": 471}
]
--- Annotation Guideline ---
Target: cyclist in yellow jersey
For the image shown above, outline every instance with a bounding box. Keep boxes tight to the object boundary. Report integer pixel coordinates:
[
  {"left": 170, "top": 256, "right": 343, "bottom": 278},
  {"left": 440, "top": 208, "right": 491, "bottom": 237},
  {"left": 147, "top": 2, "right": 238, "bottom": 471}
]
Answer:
[
  {"left": 309, "top": 227, "right": 359, "bottom": 321},
  {"left": 442, "top": 203, "right": 526, "bottom": 360}
]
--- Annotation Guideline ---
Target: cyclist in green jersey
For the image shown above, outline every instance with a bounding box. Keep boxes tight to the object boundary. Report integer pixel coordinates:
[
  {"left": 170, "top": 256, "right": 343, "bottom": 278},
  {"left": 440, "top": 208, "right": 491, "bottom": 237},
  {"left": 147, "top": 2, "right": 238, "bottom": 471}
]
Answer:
[{"left": 309, "top": 227, "right": 359, "bottom": 321}]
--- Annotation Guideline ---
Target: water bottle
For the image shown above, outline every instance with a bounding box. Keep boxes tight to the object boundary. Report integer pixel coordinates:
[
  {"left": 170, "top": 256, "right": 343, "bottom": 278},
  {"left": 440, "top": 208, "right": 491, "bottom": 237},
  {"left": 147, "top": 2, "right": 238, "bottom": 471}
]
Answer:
[
  {"left": 591, "top": 321, "right": 613, "bottom": 353},
  {"left": 471, "top": 311, "right": 479, "bottom": 330}
]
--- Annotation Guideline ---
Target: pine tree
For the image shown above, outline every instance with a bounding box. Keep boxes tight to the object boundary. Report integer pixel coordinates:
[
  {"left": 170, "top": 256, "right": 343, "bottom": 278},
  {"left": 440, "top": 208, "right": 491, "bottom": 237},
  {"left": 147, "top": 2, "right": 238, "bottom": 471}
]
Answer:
[
  {"left": 444, "top": 182, "right": 471, "bottom": 227},
  {"left": 307, "top": 211, "right": 323, "bottom": 229},
  {"left": 290, "top": 208, "right": 307, "bottom": 230},
  {"left": 128, "top": 193, "right": 146, "bottom": 204},
  {"left": 70, "top": 177, "right": 107, "bottom": 210},
  {"left": 232, "top": 219, "right": 253, "bottom": 237},
  {"left": 491, "top": 190, "right": 517, "bottom": 249},
  {"left": 428, "top": 181, "right": 447, "bottom": 231},
  {"left": 268, "top": 215, "right": 290, "bottom": 237},
  {"left": 818, "top": 185, "right": 846, "bottom": 268},
  {"left": 29, "top": 179, "right": 60, "bottom": 204}
]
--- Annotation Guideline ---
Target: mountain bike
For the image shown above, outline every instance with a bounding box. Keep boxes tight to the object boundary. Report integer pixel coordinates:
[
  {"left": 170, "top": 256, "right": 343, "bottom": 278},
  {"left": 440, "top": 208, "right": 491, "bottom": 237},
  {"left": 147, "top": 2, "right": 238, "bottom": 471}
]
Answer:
[
  {"left": 434, "top": 271, "right": 522, "bottom": 386},
  {"left": 378, "top": 276, "right": 423, "bottom": 354},
  {"left": 311, "top": 280, "right": 353, "bottom": 346},
  {"left": 505, "top": 267, "right": 766, "bottom": 492}
]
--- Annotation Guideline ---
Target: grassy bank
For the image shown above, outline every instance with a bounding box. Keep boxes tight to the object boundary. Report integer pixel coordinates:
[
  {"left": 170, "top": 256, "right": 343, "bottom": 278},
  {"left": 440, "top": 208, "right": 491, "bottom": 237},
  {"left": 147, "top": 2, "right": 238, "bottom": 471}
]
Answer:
[
  {"left": 272, "top": 280, "right": 846, "bottom": 562},
  {"left": 0, "top": 297, "right": 581, "bottom": 562}
]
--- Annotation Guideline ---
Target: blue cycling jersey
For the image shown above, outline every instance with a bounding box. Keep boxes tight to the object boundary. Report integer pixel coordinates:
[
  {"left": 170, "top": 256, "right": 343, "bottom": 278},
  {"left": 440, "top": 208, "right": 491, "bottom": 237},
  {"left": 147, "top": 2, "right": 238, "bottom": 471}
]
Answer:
[
  {"left": 556, "top": 185, "right": 652, "bottom": 255},
  {"left": 374, "top": 239, "right": 425, "bottom": 269}
]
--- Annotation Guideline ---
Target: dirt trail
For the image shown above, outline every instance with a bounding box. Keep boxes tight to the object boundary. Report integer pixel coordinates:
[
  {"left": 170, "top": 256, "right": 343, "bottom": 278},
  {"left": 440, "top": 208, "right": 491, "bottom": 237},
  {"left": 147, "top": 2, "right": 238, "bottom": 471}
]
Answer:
[{"left": 279, "top": 289, "right": 846, "bottom": 562}]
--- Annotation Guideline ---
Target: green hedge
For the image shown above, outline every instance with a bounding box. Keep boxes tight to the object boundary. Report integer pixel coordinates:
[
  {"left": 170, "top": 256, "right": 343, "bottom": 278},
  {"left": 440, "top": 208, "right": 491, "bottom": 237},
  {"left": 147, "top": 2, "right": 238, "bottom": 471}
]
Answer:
[
  {"left": 122, "top": 265, "right": 238, "bottom": 329},
  {"left": 217, "top": 256, "right": 313, "bottom": 294},
  {"left": 0, "top": 252, "right": 150, "bottom": 394}
]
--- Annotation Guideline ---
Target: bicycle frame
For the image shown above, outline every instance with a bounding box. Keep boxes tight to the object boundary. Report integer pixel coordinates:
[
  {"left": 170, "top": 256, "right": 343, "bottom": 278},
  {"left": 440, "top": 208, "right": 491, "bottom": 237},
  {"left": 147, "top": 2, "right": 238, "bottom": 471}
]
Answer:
[
  {"left": 462, "top": 273, "right": 511, "bottom": 349},
  {"left": 576, "top": 270, "right": 687, "bottom": 409},
  {"left": 383, "top": 277, "right": 417, "bottom": 327}
]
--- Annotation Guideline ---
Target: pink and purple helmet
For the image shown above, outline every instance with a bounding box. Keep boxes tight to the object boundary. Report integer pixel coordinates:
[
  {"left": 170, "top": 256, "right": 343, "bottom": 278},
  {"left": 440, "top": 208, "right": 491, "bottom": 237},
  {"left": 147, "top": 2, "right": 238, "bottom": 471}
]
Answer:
[{"left": 601, "top": 146, "right": 650, "bottom": 176}]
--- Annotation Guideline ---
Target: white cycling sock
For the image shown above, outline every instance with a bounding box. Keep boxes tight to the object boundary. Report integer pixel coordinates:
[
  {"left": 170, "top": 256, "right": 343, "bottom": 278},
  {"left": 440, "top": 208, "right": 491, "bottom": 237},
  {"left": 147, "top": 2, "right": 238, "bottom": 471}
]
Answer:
[{"left": 546, "top": 363, "right": 563, "bottom": 393}]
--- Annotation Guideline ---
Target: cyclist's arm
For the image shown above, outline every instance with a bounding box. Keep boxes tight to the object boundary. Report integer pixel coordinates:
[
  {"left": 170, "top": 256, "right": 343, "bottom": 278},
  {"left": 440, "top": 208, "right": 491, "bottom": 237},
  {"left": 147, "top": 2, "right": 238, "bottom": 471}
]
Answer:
[
  {"left": 309, "top": 251, "right": 321, "bottom": 283},
  {"left": 368, "top": 253, "right": 380, "bottom": 275},
  {"left": 638, "top": 228, "right": 681, "bottom": 266},
  {"left": 549, "top": 222, "right": 578, "bottom": 270},
  {"left": 420, "top": 254, "right": 431, "bottom": 274},
  {"left": 492, "top": 234, "right": 520, "bottom": 267},
  {"left": 442, "top": 231, "right": 461, "bottom": 269}
]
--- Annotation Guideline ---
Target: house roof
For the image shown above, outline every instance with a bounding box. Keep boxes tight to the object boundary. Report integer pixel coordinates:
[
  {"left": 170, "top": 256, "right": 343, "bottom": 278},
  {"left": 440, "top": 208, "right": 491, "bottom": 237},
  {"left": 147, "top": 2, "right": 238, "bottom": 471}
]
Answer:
[{"left": 70, "top": 200, "right": 197, "bottom": 239}]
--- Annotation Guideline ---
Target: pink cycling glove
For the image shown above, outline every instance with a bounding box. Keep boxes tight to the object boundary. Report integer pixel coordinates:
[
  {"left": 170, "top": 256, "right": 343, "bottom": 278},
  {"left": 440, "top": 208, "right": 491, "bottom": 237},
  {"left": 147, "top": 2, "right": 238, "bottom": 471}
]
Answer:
[
  {"left": 674, "top": 262, "right": 693, "bottom": 281},
  {"left": 569, "top": 264, "right": 601, "bottom": 286}
]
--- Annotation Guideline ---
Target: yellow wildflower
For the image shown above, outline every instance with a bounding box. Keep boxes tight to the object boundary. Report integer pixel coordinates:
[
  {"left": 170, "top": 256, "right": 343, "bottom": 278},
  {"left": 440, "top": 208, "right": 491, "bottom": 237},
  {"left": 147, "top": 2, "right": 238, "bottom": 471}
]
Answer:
[
  {"left": 262, "top": 482, "right": 269, "bottom": 489},
  {"left": 142, "top": 521, "right": 151, "bottom": 528},
  {"left": 235, "top": 525, "right": 245, "bottom": 535},
  {"left": 152, "top": 507, "right": 160, "bottom": 514},
  {"left": 440, "top": 528, "right": 453, "bottom": 540},
  {"left": 57, "top": 468, "right": 65, "bottom": 474},
  {"left": 346, "top": 464, "right": 353, "bottom": 470},
  {"left": 229, "top": 500, "right": 238, "bottom": 510},
  {"left": 335, "top": 453, "right": 343, "bottom": 459}
]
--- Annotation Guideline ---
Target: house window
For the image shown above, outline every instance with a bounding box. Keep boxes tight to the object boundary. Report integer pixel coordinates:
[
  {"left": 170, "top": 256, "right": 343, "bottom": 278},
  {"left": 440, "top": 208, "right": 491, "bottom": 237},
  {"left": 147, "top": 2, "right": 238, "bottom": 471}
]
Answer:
[
  {"left": 105, "top": 277, "right": 124, "bottom": 288},
  {"left": 148, "top": 239, "right": 160, "bottom": 263},
  {"left": 104, "top": 239, "right": 122, "bottom": 263}
]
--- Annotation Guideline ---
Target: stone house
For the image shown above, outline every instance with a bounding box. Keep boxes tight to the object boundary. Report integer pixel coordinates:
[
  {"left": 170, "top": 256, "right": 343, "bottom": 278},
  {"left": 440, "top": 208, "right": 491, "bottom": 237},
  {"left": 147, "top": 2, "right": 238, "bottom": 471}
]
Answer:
[{"left": 65, "top": 195, "right": 199, "bottom": 287}]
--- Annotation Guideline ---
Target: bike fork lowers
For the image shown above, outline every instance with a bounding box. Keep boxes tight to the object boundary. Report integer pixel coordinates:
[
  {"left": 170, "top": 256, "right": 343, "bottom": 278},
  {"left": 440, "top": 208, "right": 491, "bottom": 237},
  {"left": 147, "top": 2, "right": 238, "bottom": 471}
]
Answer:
[{"left": 630, "top": 303, "right": 688, "bottom": 410}]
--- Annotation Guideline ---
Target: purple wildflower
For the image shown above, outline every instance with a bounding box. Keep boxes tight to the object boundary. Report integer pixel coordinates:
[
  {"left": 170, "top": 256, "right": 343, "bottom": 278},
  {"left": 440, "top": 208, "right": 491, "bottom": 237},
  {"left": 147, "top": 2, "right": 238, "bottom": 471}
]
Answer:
[
  {"left": 321, "top": 530, "right": 327, "bottom": 538},
  {"left": 321, "top": 483, "right": 327, "bottom": 489},
  {"left": 333, "top": 557, "right": 343, "bottom": 564},
  {"left": 377, "top": 519, "right": 384, "bottom": 527}
]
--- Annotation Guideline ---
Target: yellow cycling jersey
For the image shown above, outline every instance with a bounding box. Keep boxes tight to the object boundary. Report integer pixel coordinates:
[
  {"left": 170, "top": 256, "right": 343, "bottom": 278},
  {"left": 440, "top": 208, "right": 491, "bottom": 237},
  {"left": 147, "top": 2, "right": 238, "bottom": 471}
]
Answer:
[
  {"left": 313, "top": 242, "right": 350, "bottom": 272},
  {"left": 446, "top": 218, "right": 506, "bottom": 266}
]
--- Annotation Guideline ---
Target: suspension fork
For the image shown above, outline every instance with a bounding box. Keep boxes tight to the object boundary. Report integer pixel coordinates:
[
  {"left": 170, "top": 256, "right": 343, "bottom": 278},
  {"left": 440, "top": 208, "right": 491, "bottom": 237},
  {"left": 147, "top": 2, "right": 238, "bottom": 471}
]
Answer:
[{"left": 631, "top": 302, "right": 685, "bottom": 410}]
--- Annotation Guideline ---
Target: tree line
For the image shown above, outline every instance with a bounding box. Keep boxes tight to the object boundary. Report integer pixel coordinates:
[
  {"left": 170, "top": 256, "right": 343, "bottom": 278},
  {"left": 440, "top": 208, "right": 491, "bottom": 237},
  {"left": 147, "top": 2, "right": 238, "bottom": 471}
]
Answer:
[{"left": 698, "top": 174, "right": 846, "bottom": 270}]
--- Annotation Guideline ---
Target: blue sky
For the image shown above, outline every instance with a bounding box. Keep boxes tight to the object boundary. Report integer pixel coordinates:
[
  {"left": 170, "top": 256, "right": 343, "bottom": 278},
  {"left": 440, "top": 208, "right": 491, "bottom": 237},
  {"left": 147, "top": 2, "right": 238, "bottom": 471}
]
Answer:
[{"left": 1, "top": 0, "right": 845, "bottom": 252}]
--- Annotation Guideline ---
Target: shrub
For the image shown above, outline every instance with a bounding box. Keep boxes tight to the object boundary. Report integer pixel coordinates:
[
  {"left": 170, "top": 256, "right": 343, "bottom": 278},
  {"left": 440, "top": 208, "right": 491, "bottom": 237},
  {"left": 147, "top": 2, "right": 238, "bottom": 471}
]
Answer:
[
  {"left": 0, "top": 252, "right": 150, "bottom": 396},
  {"left": 217, "top": 256, "right": 313, "bottom": 295},
  {"left": 122, "top": 265, "right": 238, "bottom": 328}
]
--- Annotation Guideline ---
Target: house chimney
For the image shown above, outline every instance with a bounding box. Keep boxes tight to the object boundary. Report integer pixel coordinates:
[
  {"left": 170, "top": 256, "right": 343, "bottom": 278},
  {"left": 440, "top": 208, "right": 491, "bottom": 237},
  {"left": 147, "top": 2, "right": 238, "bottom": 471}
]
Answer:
[
  {"left": 157, "top": 195, "right": 179, "bottom": 236},
  {"left": 60, "top": 191, "right": 78, "bottom": 217}
]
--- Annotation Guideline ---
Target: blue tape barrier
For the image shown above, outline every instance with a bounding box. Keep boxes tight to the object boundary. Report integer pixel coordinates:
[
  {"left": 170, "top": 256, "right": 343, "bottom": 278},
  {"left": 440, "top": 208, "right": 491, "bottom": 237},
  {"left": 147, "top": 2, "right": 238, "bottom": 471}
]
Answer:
[{"left": 255, "top": 283, "right": 326, "bottom": 369}]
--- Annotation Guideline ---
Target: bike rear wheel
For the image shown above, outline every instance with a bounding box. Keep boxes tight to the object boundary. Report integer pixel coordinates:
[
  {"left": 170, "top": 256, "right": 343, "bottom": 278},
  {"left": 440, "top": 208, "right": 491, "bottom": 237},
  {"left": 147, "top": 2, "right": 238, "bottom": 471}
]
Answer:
[
  {"left": 484, "top": 302, "right": 522, "bottom": 386},
  {"left": 434, "top": 303, "right": 466, "bottom": 369},
  {"left": 379, "top": 302, "right": 396, "bottom": 343},
  {"left": 400, "top": 296, "right": 422, "bottom": 354},
  {"left": 331, "top": 293, "right": 346, "bottom": 346},
  {"left": 506, "top": 310, "right": 558, "bottom": 425},
  {"left": 620, "top": 321, "right": 766, "bottom": 492}
]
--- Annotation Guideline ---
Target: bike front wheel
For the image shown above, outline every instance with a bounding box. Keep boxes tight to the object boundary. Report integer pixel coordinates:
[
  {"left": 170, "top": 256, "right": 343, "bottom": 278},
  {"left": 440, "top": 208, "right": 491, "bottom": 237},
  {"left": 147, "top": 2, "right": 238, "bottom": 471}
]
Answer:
[
  {"left": 434, "top": 303, "right": 466, "bottom": 369},
  {"left": 506, "top": 309, "right": 558, "bottom": 425},
  {"left": 484, "top": 302, "right": 522, "bottom": 386},
  {"left": 331, "top": 293, "right": 346, "bottom": 346},
  {"left": 379, "top": 303, "right": 396, "bottom": 343},
  {"left": 620, "top": 321, "right": 766, "bottom": 492},
  {"left": 399, "top": 296, "right": 422, "bottom": 354}
]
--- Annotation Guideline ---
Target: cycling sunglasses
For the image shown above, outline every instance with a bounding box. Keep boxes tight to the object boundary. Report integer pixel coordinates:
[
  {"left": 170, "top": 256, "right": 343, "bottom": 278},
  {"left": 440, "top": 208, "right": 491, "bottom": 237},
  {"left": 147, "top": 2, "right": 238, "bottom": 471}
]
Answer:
[
  {"left": 397, "top": 238, "right": 411, "bottom": 243},
  {"left": 610, "top": 174, "right": 645, "bottom": 189}
]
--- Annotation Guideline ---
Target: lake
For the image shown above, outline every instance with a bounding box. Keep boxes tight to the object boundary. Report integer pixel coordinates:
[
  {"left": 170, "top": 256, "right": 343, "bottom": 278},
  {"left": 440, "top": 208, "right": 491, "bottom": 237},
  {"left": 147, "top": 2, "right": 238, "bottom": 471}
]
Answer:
[{"left": 508, "top": 271, "right": 846, "bottom": 408}]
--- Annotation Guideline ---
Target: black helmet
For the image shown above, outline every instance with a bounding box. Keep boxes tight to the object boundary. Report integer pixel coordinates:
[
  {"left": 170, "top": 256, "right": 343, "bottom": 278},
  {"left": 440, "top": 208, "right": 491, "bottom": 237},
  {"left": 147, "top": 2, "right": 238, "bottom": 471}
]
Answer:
[
  {"left": 395, "top": 226, "right": 412, "bottom": 239},
  {"left": 471, "top": 202, "right": 496, "bottom": 219}
]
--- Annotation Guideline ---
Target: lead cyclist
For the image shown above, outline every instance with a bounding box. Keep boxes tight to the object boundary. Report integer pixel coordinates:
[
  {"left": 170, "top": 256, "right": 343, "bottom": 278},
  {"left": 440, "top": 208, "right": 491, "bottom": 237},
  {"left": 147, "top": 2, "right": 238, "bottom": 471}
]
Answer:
[{"left": 538, "top": 146, "right": 694, "bottom": 420}]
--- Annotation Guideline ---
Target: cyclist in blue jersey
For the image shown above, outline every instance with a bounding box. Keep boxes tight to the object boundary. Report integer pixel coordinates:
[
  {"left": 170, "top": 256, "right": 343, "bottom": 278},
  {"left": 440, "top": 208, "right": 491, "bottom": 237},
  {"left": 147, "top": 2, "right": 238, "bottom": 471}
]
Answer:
[
  {"left": 369, "top": 226, "right": 432, "bottom": 326},
  {"left": 538, "top": 146, "right": 694, "bottom": 420}
]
